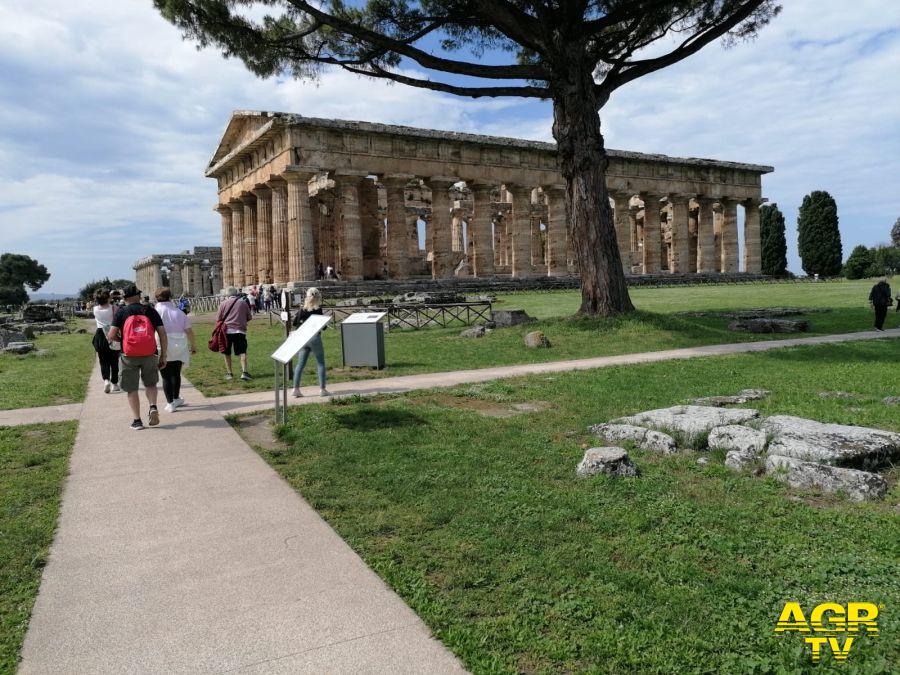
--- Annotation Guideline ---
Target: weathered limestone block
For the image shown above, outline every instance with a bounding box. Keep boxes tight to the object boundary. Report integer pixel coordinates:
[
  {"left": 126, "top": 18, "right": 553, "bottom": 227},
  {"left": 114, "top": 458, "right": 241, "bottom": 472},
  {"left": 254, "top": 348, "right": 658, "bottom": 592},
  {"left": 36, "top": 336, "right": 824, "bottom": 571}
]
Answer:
[
  {"left": 693, "top": 389, "right": 770, "bottom": 406},
  {"left": 588, "top": 423, "right": 677, "bottom": 454},
  {"left": 524, "top": 331, "right": 551, "bottom": 348},
  {"left": 0, "top": 328, "right": 26, "bottom": 348},
  {"left": 708, "top": 425, "right": 767, "bottom": 455},
  {"left": 883, "top": 396, "right": 900, "bottom": 405},
  {"left": 765, "top": 455, "right": 888, "bottom": 502},
  {"left": 725, "top": 449, "right": 758, "bottom": 472},
  {"left": 460, "top": 326, "right": 489, "bottom": 338},
  {"left": 762, "top": 415, "right": 900, "bottom": 470},
  {"left": 576, "top": 447, "right": 639, "bottom": 478},
  {"left": 491, "top": 309, "right": 536, "bottom": 328},
  {"left": 2, "top": 342, "right": 35, "bottom": 354},
  {"left": 727, "top": 318, "right": 809, "bottom": 333},
  {"left": 615, "top": 405, "right": 759, "bottom": 442},
  {"left": 22, "top": 305, "right": 61, "bottom": 322}
]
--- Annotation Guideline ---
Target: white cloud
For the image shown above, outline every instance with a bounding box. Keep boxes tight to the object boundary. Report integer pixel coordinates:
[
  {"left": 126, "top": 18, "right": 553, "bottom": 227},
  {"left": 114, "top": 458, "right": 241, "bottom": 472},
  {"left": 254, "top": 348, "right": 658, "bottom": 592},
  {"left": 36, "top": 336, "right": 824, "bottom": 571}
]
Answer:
[{"left": 0, "top": 0, "right": 898, "bottom": 291}]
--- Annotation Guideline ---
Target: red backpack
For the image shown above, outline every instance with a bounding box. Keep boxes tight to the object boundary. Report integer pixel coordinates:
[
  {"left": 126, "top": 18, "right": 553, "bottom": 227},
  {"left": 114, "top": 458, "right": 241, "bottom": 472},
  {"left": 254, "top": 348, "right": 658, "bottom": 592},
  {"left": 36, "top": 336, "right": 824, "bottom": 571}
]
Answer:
[{"left": 122, "top": 312, "right": 157, "bottom": 357}]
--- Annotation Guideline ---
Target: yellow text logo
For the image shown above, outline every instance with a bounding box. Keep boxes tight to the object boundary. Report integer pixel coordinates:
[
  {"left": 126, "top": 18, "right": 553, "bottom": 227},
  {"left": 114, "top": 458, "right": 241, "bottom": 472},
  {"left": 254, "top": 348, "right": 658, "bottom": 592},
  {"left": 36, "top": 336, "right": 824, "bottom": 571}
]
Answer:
[{"left": 774, "top": 602, "right": 880, "bottom": 662}]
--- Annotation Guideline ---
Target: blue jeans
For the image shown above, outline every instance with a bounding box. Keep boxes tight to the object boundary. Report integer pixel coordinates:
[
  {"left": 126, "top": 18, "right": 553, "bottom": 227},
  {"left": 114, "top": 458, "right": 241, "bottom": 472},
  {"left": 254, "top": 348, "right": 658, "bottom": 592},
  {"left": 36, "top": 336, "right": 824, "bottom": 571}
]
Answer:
[{"left": 293, "top": 334, "right": 326, "bottom": 388}]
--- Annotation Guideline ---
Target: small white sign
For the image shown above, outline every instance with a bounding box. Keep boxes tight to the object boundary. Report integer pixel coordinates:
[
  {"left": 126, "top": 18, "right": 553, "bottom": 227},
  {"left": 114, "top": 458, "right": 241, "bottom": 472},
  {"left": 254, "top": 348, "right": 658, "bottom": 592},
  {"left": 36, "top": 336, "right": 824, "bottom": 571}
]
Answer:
[
  {"left": 280, "top": 311, "right": 289, "bottom": 322},
  {"left": 271, "top": 314, "right": 331, "bottom": 364}
]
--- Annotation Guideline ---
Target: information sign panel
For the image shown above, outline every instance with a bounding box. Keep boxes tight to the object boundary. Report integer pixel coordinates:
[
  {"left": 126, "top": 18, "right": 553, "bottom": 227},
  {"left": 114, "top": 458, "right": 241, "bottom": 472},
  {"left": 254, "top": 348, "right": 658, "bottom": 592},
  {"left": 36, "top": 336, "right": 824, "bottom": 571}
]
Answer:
[{"left": 271, "top": 314, "right": 331, "bottom": 364}]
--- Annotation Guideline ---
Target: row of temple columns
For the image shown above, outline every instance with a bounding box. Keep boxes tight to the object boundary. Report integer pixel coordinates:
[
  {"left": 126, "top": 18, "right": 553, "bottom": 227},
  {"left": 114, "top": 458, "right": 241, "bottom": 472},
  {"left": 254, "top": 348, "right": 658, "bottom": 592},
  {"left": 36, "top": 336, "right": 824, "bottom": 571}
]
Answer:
[
  {"left": 610, "top": 192, "right": 761, "bottom": 275},
  {"left": 216, "top": 172, "right": 762, "bottom": 288},
  {"left": 134, "top": 260, "right": 223, "bottom": 297}
]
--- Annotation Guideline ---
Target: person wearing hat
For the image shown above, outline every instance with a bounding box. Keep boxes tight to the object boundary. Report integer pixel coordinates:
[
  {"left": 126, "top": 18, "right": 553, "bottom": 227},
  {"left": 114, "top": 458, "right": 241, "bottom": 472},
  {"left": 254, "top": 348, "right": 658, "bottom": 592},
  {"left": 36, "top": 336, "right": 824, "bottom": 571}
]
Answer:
[
  {"left": 107, "top": 284, "right": 168, "bottom": 430},
  {"left": 215, "top": 286, "right": 253, "bottom": 381}
]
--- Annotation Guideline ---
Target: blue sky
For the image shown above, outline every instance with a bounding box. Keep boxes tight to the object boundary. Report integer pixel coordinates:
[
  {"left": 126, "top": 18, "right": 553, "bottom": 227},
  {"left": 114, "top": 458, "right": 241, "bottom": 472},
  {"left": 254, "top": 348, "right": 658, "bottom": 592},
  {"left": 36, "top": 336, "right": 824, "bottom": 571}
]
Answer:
[{"left": 0, "top": 1, "right": 898, "bottom": 293}]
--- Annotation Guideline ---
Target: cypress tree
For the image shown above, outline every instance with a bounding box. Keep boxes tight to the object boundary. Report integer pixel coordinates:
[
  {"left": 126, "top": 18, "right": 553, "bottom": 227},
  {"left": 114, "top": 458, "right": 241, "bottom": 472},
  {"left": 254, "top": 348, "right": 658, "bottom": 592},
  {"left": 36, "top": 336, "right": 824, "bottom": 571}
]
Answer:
[
  {"left": 797, "top": 190, "right": 842, "bottom": 276},
  {"left": 759, "top": 203, "right": 788, "bottom": 276}
]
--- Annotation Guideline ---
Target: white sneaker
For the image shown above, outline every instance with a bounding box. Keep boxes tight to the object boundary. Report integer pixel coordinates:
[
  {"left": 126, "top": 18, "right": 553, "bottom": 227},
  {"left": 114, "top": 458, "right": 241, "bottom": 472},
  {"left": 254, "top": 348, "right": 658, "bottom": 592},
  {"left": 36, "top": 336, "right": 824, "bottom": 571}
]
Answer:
[
  {"left": 173, "top": 398, "right": 186, "bottom": 409},
  {"left": 320, "top": 389, "right": 332, "bottom": 397},
  {"left": 291, "top": 388, "right": 303, "bottom": 398},
  {"left": 112, "top": 383, "right": 121, "bottom": 392},
  {"left": 164, "top": 403, "right": 175, "bottom": 413},
  {"left": 103, "top": 380, "right": 111, "bottom": 393}
]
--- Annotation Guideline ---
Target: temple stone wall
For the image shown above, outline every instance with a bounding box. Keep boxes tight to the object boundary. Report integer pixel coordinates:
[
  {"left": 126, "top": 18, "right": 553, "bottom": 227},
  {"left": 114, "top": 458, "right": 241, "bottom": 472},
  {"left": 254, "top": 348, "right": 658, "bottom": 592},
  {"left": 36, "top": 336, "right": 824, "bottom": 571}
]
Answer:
[{"left": 133, "top": 247, "right": 223, "bottom": 297}]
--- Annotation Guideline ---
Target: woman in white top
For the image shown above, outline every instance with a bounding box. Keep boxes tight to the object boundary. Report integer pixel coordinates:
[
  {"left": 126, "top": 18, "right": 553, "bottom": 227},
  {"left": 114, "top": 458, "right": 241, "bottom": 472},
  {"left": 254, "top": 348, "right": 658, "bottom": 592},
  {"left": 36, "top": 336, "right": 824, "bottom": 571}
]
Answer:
[
  {"left": 91, "top": 288, "right": 120, "bottom": 393},
  {"left": 154, "top": 287, "right": 197, "bottom": 412}
]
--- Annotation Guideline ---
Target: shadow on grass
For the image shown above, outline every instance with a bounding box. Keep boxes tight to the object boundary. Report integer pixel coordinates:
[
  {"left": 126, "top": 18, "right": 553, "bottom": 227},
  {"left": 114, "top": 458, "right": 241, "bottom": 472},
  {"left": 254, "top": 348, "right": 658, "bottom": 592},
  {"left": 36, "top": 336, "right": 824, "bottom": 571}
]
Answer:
[
  {"left": 558, "top": 309, "right": 729, "bottom": 336},
  {"left": 332, "top": 406, "right": 427, "bottom": 431}
]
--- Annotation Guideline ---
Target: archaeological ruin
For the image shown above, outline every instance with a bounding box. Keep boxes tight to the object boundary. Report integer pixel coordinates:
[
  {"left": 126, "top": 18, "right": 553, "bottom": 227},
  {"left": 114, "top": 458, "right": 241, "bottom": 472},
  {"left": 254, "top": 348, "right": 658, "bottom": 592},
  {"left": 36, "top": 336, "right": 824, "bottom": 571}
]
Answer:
[
  {"left": 206, "top": 110, "right": 773, "bottom": 289},
  {"left": 133, "top": 247, "right": 224, "bottom": 297}
]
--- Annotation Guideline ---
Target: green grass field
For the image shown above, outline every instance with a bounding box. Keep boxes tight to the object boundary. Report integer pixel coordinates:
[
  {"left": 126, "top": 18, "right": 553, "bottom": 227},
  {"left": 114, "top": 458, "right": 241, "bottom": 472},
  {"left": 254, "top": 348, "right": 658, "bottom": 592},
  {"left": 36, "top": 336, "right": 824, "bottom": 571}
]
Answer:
[
  {"left": 188, "top": 279, "right": 892, "bottom": 397},
  {"left": 0, "top": 327, "right": 96, "bottom": 410},
  {"left": 0, "top": 422, "right": 76, "bottom": 673},
  {"left": 245, "top": 338, "right": 900, "bottom": 674}
]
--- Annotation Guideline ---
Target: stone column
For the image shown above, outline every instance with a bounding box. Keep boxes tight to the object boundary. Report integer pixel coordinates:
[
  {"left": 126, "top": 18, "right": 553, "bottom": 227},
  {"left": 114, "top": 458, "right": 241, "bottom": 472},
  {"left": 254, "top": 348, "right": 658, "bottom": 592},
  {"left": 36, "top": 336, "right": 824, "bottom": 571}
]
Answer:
[
  {"left": 240, "top": 196, "right": 257, "bottom": 286},
  {"left": 669, "top": 194, "right": 691, "bottom": 274},
  {"left": 696, "top": 198, "right": 717, "bottom": 273},
  {"left": 251, "top": 186, "right": 273, "bottom": 284},
  {"left": 531, "top": 215, "right": 544, "bottom": 267},
  {"left": 286, "top": 171, "right": 318, "bottom": 281},
  {"left": 228, "top": 200, "right": 245, "bottom": 288},
  {"left": 359, "top": 177, "right": 381, "bottom": 278},
  {"left": 384, "top": 174, "right": 413, "bottom": 278},
  {"left": 612, "top": 192, "right": 633, "bottom": 272},
  {"left": 451, "top": 213, "right": 463, "bottom": 252},
  {"left": 215, "top": 205, "right": 233, "bottom": 287},
  {"left": 688, "top": 205, "right": 699, "bottom": 272},
  {"left": 508, "top": 184, "right": 534, "bottom": 277},
  {"left": 407, "top": 214, "right": 420, "bottom": 259},
  {"left": 641, "top": 193, "right": 662, "bottom": 274},
  {"left": 743, "top": 198, "right": 762, "bottom": 274},
  {"left": 267, "top": 179, "right": 289, "bottom": 284},
  {"left": 169, "top": 260, "right": 183, "bottom": 296},
  {"left": 545, "top": 186, "right": 568, "bottom": 276},
  {"left": 469, "top": 182, "right": 495, "bottom": 277},
  {"left": 210, "top": 265, "right": 223, "bottom": 295},
  {"left": 426, "top": 177, "right": 455, "bottom": 278},
  {"left": 192, "top": 262, "right": 203, "bottom": 296},
  {"left": 334, "top": 173, "right": 365, "bottom": 280},
  {"left": 721, "top": 198, "right": 739, "bottom": 273}
]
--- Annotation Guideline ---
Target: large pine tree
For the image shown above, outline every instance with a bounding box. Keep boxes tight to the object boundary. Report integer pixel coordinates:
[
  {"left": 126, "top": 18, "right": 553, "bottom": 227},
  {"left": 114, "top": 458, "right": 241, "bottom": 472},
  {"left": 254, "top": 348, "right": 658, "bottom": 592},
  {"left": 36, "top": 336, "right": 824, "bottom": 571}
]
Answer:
[
  {"left": 797, "top": 190, "right": 842, "bottom": 276},
  {"left": 759, "top": 202, "right": 787, "bottom": 276},
  {"left": 154, "top": 0, "right": 780, "bottom": 316}
]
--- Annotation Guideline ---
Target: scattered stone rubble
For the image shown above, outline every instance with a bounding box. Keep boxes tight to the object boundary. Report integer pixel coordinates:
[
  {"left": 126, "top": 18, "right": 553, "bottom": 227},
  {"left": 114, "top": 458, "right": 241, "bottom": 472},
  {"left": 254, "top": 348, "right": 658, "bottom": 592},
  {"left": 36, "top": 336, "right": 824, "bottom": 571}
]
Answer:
[
  {"left": 677, "top": 307, "right": 829, "bottom": 319},
  {"left": 576, "top": 447, "right": 639, "bottom": 478},
  {"left": 524, "top": 330, "right": 551, "bottom": 348},
  {"left": 579, "top": 396, "right": 898, "bottom": 501},
  {"left": 490, "top": 309, "right": 536, "bottom": 328},
  {"left": 693, "top": 389, "right": 770, "bottom": 406},
  {"left": 727, "top": 318, "right": 809, "bottom": 333},
  {"left": 459, "top": 325, "right": 492, "bottom": 338}
]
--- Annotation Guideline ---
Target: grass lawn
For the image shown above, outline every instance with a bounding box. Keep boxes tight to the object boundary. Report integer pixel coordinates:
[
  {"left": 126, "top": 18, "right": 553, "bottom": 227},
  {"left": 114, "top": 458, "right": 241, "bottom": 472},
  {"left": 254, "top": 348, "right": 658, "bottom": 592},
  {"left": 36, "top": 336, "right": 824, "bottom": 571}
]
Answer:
[
  {"left": 0, "top": 422, "right": 76, "bottom": 673},
  {"left": 244, "top": 338, "right": 900, "bottom": 673},
  {"left": 0, "top": 325, "right": 96, "bottom": 410},
  {"left": 188, "top": 279, "right": 893, "bottom": 397}
]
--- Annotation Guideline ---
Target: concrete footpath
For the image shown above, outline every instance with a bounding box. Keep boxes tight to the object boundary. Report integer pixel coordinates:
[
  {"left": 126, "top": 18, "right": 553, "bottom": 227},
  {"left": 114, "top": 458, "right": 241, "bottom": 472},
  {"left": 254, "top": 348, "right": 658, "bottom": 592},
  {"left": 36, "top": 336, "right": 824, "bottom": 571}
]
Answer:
[
  {"left": 18, "top": 371, "right": 465, "bottom": 673},
  {"left": 209, "top": 328, "right": 900, "bottom": 415}
]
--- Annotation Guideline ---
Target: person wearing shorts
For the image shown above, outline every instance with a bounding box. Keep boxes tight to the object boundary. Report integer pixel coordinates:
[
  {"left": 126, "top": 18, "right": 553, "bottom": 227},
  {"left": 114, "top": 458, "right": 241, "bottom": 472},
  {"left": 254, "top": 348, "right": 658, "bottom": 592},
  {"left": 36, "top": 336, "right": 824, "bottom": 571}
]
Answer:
[
  {"left": 216, "top": 286, "right": 253, "bottom": 381},
  {"left": 107, "top": 285, "right": 168, "bottom": 430}
]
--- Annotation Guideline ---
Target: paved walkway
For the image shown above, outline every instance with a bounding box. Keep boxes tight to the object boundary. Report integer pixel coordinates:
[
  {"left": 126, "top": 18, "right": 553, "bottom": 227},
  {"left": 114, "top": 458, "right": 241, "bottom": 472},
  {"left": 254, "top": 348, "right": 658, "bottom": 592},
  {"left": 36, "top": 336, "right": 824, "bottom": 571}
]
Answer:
[
  {"left": 209, "top": 328, "right": 900, "bottom": 415},
  {"left": 18, "top": 370, "right": 465, "bottom": 673},
  {"left": 3, "top": 329, "right": 898, "bottom": 427}
]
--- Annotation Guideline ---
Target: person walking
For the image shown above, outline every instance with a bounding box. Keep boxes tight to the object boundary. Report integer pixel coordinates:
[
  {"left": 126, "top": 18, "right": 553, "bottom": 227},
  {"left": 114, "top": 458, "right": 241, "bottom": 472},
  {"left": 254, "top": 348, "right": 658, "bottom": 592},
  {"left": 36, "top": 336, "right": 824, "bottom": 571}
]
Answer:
[
  {"left": 263, "top": 285, "right": 273, "bottom": 312},
  {"left": 91, "top": 288, "right": 121, "bottom": 393},
  {"left": 216, "top": 286, "right": 253, "bottom": 381},
  {"left": 107, "top": 285, "right": 167, "bottom": 430},
  {"left": 154, "top": 287, "right": 197, "bottom": 412},
  {"left": 291, "top": 287, "right": 330, "bottom": 397},
  {"left": 869, "top": 277, "right": 893, "bottom": 331}
]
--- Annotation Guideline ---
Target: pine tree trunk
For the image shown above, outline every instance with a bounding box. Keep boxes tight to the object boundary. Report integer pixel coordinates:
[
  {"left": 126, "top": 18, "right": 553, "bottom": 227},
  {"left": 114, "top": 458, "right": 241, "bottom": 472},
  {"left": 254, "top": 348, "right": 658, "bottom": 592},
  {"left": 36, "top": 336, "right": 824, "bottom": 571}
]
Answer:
[{"left": 552, "top": 73, "right": 634, "bottom": 316}]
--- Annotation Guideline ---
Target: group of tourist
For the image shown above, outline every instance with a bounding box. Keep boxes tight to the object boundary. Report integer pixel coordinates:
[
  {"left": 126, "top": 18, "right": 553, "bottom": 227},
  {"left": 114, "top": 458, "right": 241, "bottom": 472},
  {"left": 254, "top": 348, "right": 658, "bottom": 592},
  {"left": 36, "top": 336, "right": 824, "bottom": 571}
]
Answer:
[
  {"left": 91, "top": 283, "right": 330, "bottom": 429},
  {"left": 91, "top": 284, "right": 197, "bottom": 429}
]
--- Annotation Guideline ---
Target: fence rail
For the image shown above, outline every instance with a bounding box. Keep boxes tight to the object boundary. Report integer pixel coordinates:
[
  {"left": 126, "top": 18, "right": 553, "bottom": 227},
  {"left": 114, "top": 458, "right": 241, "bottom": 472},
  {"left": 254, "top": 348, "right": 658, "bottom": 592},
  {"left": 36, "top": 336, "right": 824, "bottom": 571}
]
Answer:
[{"left": 323, "top": 302, "right": 493, "bottom": 331}]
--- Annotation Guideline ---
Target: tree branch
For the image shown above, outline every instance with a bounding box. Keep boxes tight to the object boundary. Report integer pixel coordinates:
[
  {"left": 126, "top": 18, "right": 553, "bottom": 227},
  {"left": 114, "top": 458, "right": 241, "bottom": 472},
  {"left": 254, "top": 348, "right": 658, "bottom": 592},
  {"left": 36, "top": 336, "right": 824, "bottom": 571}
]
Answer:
[{"left": 282, "top": 0, "right": 547, "bottom": 80}]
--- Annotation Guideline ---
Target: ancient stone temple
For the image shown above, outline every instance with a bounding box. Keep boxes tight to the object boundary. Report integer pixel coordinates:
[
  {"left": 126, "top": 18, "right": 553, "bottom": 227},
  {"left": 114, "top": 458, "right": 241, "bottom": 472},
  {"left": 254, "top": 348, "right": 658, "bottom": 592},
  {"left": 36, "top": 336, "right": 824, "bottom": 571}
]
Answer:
[
  {"left": 133, "top": 247, "right": 224, "bottom": 297},
  {"left": 207, "top": 111, "right": 773, "bottom": 287}
]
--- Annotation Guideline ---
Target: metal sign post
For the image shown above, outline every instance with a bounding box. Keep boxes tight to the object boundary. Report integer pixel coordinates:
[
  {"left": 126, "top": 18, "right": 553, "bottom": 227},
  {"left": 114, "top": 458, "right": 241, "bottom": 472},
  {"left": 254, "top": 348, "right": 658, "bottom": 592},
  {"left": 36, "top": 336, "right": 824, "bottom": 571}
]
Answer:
[{"left": 272, "top": 290, "right": 293, "bottom": 425}]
